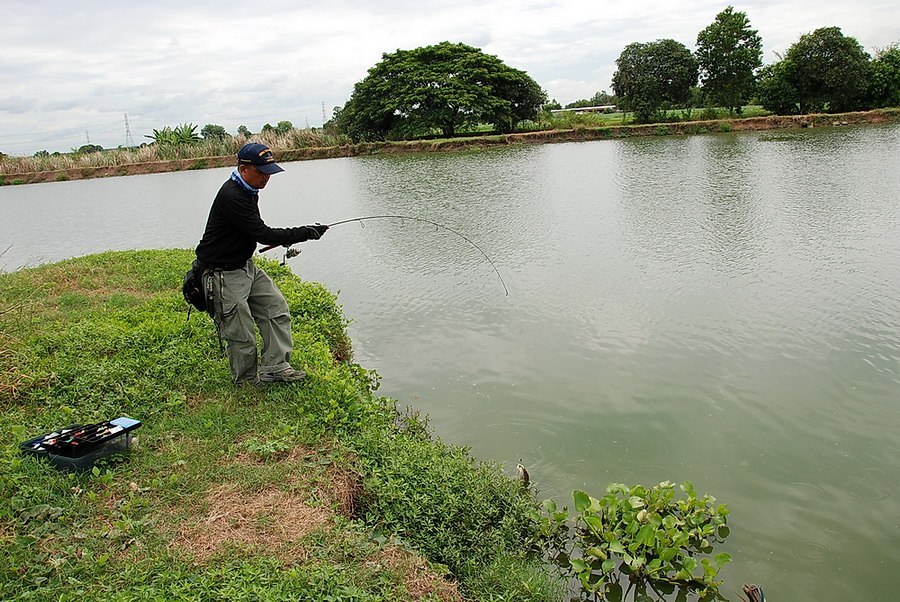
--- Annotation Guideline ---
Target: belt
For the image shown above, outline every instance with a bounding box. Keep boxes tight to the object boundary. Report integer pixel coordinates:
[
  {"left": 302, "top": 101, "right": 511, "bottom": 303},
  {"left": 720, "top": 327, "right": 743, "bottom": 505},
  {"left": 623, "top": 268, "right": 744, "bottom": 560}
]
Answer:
[{"left": 195, "top": 258, "right": 250, "bottom": 272}]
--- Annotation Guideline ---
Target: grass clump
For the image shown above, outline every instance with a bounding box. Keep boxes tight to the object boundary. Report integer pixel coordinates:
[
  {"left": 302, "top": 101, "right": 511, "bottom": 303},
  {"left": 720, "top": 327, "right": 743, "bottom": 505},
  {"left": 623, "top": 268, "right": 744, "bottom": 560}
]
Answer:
[{"left": 0, "top": 249, "right": 560, "bottom": 601}]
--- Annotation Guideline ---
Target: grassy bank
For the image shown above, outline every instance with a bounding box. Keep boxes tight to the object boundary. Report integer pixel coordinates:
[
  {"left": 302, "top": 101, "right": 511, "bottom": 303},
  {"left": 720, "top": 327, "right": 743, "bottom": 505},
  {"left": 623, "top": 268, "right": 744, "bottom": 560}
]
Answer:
[
  {"left": 0, "top": 250, "right": 562, "bottom": 601},
  {"left": 2, "top": 108, "right": 898, "bottom": 186}
]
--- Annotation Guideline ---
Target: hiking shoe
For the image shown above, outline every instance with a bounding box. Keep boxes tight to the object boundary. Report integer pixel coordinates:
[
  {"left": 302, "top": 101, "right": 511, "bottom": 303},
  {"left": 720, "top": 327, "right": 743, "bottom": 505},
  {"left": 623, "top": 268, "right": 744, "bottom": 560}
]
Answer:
[{"left": 259, "top": 367, "right": 307, "bottom": 383}]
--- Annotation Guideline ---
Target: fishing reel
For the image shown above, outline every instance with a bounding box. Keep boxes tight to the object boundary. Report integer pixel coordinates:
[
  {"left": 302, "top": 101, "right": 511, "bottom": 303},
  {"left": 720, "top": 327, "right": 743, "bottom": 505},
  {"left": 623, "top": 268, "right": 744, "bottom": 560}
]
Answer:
[{"left": 280, "top": 246, "right": 300, "bottom": 265}]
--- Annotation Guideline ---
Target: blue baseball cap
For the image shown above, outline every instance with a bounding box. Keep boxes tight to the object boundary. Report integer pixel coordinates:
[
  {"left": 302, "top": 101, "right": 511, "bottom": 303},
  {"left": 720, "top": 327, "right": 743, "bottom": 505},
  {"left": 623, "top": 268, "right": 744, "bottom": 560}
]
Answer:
[{"left": 237, "top": 143, "right": 284, "bottom": 174}]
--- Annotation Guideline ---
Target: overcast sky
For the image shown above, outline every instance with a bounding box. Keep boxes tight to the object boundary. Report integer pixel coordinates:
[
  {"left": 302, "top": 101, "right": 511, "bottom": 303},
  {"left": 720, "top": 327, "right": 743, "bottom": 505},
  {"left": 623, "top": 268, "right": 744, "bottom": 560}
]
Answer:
[{"left": 1, "top": 0, "right": 897, "bottom": 155}]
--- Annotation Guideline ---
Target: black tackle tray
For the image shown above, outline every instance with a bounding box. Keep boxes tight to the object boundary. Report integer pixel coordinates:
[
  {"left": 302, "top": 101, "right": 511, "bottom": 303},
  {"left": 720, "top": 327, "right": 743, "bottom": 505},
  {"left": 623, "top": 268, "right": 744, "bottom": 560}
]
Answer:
[{"left": 19, "top": 417, "right": 142, "bottom": 471}]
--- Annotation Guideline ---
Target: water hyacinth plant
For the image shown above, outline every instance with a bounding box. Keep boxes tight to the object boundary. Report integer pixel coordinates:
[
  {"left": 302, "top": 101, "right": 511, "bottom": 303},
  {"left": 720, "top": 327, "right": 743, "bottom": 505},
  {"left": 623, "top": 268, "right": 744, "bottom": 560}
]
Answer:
[{"left": 534, "top": 481, "right": 731, "bottom": 599}]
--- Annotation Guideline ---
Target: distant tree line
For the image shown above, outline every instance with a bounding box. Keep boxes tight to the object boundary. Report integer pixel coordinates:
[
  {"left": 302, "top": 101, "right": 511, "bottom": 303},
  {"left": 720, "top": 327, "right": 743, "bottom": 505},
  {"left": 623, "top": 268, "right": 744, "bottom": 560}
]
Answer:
[
  {"left": 15, "top": 120, "right": 306, "bottom": 159},
  {"left": 613, "top": 7, "right": 898, "bottom": 123},
  {"left": 328, "top": 6, "right": 898, "bottom": 141},
  {"left": 543, "top": 91, "right": 619, "bottom": 112},
  {"left": 144, "top": 121, "right": 297, "bottom": 146}
]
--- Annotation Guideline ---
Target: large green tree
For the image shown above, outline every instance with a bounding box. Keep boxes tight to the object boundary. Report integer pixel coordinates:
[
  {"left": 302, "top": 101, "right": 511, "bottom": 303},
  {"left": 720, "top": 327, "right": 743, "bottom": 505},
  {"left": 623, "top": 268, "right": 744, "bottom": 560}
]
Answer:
[
  {"left": 869, "top": 44, "right": 900, "bottom": 108},
  {"left": 695, "top": 6, "right": 763, "bottom": 114},
  {"left": 612, "top": 39, "right": 698, "bottom": 123},
  {"left": 336, "top": 42, "right": 546, "bottom": 141},
  {"left": 784, "top": 26, "right": 871, "bottom": 113},
  {"left": 756, "top": 61, "right": 801, "bottom": 114}
]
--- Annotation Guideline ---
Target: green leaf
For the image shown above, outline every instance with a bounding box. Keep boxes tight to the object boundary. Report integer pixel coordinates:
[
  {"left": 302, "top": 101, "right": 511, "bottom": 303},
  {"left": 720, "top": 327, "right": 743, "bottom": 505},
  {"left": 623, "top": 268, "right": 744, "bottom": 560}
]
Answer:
[
  {"left": 608, "top": 540, "right": 625, "bottom": 555},
  {"left": 570, "top": 558, "right": 589, "bottom": 573},
  {"left": 586, "top": 546, "right": 607, "bottom": 560},
  {"left": 683, "top": 557, "right": 698, "bottom": 574},
  {"left": 622, "top": 553, "right": 645, "bottom": 573},
  {"left": 660, "top": 547, "right": 678, "bottom": 562},
  {"left": 636, "top": 524, "right": 656, "bottom": 547},
  {"left": 714, "top": 552, "right": 732, "bottom": 566},
  {"left": 573, "top": 490, "right": 591, "bottom": 512},
  {"left": 628, "top": 495, "right": 646, "bottom": 509},
  {"left": 584, "top": 514, "right": 604, "bottom": 534}
]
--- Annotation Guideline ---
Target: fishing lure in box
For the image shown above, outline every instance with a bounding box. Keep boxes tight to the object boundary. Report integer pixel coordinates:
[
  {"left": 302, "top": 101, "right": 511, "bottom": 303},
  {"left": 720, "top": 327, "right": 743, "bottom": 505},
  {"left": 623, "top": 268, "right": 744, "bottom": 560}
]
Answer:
[{"left": 19, "top": 417, "right": 142, "bottom": 471}]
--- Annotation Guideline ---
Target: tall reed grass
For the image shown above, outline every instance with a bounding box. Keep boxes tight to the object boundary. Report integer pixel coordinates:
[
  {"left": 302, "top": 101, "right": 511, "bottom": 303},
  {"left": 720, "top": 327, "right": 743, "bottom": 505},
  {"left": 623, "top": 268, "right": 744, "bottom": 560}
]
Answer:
[{"left": 0, "top": 128, "right": 350, "bottom": 175}]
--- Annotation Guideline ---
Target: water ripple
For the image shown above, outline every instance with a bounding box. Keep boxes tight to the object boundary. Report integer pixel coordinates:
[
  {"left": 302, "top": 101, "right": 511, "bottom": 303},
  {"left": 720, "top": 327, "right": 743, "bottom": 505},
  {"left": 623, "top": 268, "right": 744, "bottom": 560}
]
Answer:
[{"left": 788, "top": 539, "right": 835, "bottom": 565}]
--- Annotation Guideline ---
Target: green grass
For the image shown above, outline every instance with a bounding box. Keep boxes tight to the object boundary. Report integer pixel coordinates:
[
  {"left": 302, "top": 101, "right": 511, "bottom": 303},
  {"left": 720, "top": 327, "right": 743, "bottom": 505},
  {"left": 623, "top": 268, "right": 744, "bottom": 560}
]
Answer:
[{"left": 0, "top": 250, "right": 562, "bottom": 601}]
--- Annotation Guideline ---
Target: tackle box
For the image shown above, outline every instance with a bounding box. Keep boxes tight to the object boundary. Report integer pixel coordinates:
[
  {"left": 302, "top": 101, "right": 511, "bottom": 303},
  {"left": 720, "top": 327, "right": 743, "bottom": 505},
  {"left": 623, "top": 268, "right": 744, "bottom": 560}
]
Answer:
[{"left": 19, "top": 417, "right": 142, "bottom": 471}]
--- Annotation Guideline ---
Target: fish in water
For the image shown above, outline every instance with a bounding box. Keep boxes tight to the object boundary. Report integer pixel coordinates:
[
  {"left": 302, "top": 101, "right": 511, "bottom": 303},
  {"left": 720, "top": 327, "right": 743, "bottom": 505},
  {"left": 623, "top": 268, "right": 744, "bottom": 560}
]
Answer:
[
  {"left": 741, "top": 584, "right": 766, "bottom": 602},
  {"left": 516, "top": 463, "right": 530, "bottom": 487}
]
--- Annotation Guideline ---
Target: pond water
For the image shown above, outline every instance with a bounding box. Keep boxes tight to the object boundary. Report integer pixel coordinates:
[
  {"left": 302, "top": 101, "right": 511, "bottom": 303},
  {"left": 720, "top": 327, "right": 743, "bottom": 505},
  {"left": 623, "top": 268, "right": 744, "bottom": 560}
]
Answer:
[{"left": 2, "top": 124, "right": 899, "bottom": 600}]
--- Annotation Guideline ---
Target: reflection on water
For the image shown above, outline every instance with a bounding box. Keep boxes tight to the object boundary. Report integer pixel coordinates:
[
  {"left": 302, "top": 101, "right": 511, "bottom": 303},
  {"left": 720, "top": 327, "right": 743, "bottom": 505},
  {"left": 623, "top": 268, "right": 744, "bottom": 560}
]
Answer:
[{"left": 2, "top": 125, "right": 900, "bottom": 601}]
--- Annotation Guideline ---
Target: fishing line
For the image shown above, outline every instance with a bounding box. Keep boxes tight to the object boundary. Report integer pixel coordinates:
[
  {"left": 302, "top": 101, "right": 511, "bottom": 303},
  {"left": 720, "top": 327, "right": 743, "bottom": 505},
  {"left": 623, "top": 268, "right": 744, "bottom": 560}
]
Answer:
[{"left": 261, "top": 214, "right": 509, "bottom": 296}]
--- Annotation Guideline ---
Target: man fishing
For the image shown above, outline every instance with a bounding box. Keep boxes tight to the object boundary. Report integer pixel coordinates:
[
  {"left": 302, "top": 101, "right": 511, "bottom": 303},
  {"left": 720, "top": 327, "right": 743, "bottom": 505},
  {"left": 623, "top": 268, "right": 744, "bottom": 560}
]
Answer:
[{"left": 193, "top": 142, "right": 328, "bottom": 384}]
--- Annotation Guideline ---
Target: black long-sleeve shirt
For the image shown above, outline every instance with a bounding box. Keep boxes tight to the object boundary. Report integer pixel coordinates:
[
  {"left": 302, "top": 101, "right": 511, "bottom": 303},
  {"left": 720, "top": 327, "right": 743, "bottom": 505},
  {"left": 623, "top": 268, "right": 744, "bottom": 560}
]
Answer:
[{"left": 195, "top": 178, "right": 317, "bottom": 269}]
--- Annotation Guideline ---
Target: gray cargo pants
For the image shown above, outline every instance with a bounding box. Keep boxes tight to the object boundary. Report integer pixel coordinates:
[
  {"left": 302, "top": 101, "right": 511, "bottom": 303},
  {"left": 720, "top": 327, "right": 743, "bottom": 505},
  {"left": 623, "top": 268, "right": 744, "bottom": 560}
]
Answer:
[{"left": 204, "top": 260, "right": 294, "bottom": 383}]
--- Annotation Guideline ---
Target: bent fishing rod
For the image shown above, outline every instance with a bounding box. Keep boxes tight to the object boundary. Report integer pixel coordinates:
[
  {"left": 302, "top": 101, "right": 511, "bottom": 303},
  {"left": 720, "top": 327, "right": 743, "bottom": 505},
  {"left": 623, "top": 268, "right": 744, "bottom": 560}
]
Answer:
[{"left": 259, "top": 214, "right": 509, "bottom": 296}]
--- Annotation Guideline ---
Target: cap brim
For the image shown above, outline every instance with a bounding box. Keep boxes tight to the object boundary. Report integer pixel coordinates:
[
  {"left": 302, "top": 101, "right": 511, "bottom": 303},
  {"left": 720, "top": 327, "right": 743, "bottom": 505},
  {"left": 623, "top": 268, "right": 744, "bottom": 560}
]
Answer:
[{"left": 255, "top": 162, "right": 284, "bottom": 175}]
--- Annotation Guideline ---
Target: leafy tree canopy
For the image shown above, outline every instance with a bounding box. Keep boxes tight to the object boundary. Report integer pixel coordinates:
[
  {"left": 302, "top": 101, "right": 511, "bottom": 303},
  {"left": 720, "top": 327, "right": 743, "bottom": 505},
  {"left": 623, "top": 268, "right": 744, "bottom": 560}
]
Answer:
[
  {"left": 756, "top": 61, "right": 801, "bottom": 114},
  {"left": 543, "top": 98, "right": 563, "bottom": 111},
  {"left": 336, "top": 41, "right": 546, "bottom": 142},
  {"left": 784, "top": 26, "right": 871, "bottom": 113},
  {"left": 612, "top": 39, "right": 698, "bottom": 123},
  {"left": 696, "top": 6, "right": 762, "bottom": 114},
  {"left": 200, "top": 124, "right": 229, "bottom": 140},
  {"left": 262, "top": 120, "right": 293, "bottom": 135},
  {"left": 75, "top": 144, "right": 103, "bottom": 154},
  {"left": 870, "top": 44, "right": 900, "bottom": 108},
  {"left": 566, "top": 90, "right": 617, "bottom": 109}
]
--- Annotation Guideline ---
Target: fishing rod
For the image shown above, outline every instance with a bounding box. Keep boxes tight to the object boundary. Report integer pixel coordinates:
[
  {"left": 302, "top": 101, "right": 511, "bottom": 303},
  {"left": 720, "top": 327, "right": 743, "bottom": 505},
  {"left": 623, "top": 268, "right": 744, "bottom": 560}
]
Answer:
[{"left": 259, "top": 214, "right": 509, "bottom": 296}]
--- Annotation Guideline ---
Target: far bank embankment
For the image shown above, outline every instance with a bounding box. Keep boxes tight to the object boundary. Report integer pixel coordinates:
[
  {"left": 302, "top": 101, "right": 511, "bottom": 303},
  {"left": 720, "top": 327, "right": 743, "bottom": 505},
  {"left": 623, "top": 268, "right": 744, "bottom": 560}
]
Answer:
[{"left": 4, "top": 108, "right": 898, "bottom": 186}]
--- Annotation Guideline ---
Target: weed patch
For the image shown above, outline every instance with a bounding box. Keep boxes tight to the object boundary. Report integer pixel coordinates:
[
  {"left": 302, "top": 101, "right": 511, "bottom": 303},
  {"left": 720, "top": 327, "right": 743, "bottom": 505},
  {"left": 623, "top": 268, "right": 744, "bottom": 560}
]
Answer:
[{"left": 171, "top": 484, "right": 331, "bottom": 564}]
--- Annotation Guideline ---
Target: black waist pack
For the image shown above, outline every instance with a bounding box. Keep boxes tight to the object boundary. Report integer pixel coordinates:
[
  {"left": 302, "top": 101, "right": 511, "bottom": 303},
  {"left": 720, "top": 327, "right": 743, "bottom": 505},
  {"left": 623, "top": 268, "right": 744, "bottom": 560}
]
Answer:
[{"left": 182, "top": 262, "right": 207, "bottom": 312}]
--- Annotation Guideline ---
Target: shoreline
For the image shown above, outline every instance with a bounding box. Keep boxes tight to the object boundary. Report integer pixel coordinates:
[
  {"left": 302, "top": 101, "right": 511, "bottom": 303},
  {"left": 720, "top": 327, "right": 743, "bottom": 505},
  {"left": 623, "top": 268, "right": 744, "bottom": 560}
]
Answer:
[
  {"left": 3, "top": 108, "right": 898, "bottom": 186},
  {"left": 0, "top": 250, "right": 548, "bottom": 600}
]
